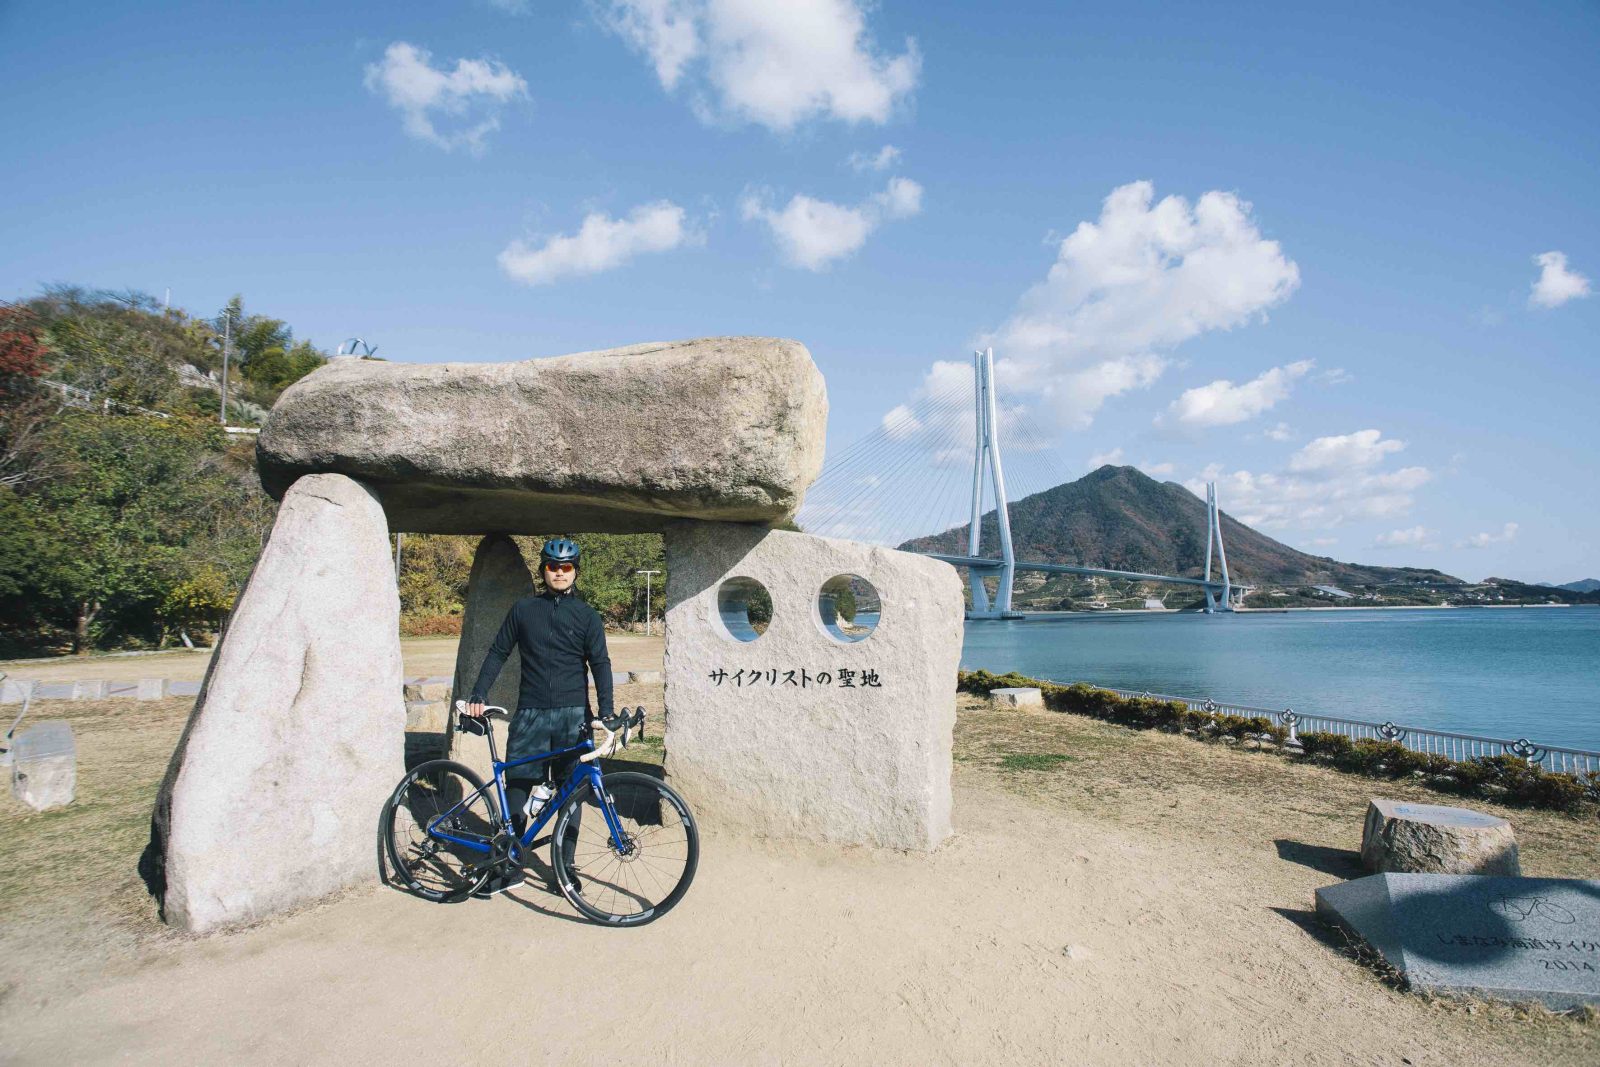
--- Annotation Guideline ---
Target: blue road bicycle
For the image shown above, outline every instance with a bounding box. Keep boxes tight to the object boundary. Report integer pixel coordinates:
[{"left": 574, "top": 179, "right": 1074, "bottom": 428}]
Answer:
[{"left": 382, "top": 703, "right": 698, "bottom": 926}]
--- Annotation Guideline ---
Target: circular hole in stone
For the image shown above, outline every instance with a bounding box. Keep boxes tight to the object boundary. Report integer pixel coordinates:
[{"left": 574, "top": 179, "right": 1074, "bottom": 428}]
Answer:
[
  {"left": 818, "top": 574, "right": 880, "bottom": 643},
  {"left": 716, "top": 576, "right": 771, "bottom": 642}
]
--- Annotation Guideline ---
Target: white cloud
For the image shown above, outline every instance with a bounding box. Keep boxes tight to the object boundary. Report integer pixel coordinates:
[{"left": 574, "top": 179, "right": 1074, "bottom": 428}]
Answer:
[
  {"left": 978, "top": 180, "right": 1300, "bottom": 431},
  {"left": 1140, "top": 460, "right": 1175, "bottom": 477},
  {"left": 742, "top": 177, "right": 922, "bottom": 270},
  {"left": 848, "top": 144, "right": 902, "bottom": 172},
  {"left": 1530, "top": 251, "right": 1592, "bottom": 308},
  {"left": 1317, "top": 367, "right": 1353, "bottom": 385},
  {"left": 875, "top": 176, "right": 922, "bottom": 218},
  {"left": 1189, "top": 428, "right": 1431, "bottom": 531},
  {"left": 1087, "top": 447, "right": 1124, "bottom": 468},
  {"left": 1458, "top": 522, "right": 1519, "bottom": 549},
  {"left": 599, "top": 0, "right": 919, "bottom": 132},
  {"left": 1305, "top": 537, "right": 1338, "bottom": 548},
  {"left": 1288, "top": 429, "right": 1405, "bottom": 476},
  {"left": 498, "top": 201, "right": 699, "bottom": 285},
  {"left": 1263, "top": 422, "right": 1292, "bottom": 442},
  {"left": 364, "top": 42, "right": 527, "bottom": 154},
  {"left": 1162, "top": 359, "right": 1312, "bottom": 428},
  {"left": 1375, "top": 526, "right": 1438, "bottom": 549}
]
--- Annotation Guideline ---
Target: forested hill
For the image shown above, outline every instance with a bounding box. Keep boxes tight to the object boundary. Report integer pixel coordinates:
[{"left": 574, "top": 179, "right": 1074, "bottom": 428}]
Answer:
[{"left": 897, "top": 465, "right": 1462, "bottom": 588}]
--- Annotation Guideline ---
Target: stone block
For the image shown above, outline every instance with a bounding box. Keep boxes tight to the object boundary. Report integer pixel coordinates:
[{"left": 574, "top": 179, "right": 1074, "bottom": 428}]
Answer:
[
  {"left": 405, "top": 700, "right": 448, "bottom": 733},
  {"left": 257, "top": 337, "right": 828, "bottom": 533},
  {"left": 612, "top": 671, "right": 633, "bottom": 688},
  {"left": 1, "top": 679, "right": 34, "bottom": 704},
  {"left": 11, "top": 721, "right": 75, "bottom": 811},
  {"left": 1361, "top": 799, "right": 1520, "bottom": 876},
  {"left": 35, "top": 683, "right": 72, "bottom": 700},
  {"left": 662, "top": 521, "right": 964, "bottom": 851},
  {"left": 106, "top": 680, "right": 139, "bottom": 700},
  {"left": 450, "top": 535, "right": 533, "bottom": 784},
  {"left": 991, "top": 687, "right": 1043, "bottom": 709},
  {"left": 137, "top": 678, "right": 165, "bottom": 700},
  {"left": 629, "top": 670, "right": 664, "bottom": 685},
  {"left": 151, "top": 473, "right": 405, "bottom": 933},
  {"left": 1315, "top": 873, "right": 1600, "bottom": 1009},
  {"left": 72, "top": 680, "right": 108, "bottom": 700},
  {"left": 167, "top": 681, "right": 201, "bottom": 698}
]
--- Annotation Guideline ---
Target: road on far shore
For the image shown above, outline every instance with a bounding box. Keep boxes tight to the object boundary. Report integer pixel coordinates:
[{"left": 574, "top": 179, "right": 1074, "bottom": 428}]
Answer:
[{"left": 0, "top": 632, "right": 665, "bottom": 685}]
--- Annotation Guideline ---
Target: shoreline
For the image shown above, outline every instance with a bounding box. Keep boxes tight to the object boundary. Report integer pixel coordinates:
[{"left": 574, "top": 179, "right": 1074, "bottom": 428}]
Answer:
[{"left": 997, "top": 602, "right": 1587, "bottom": 618}]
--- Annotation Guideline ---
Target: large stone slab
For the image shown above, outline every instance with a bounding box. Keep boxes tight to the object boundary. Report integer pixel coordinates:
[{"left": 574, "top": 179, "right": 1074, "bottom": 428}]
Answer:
[
  {"left": 662, "top": 521, "right": 964, "bottom": 850},
  {"left": 151, "top": 473, "right": 405, "bottom": 933},
  {"left": 449, "top": 535, "right": 533, "bottom": 783},
  {"left": 1361, "top": 798, "right": 1520, "bottom": 876},
  {"left": 256, "top": 337, "right": 828, "bottom": 533},
  {"left": 1315, "top": 873, "right": 1600, "bottom": 1009}
]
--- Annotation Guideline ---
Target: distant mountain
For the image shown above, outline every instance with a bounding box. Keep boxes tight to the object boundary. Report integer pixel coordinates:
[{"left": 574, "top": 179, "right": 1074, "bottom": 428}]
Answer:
[
  {"left": 897, "top": 465, "right": 1463, "bottom": 588},
  {"left": 1560, "top": 578, "right": 1600, "bottom": 593}
]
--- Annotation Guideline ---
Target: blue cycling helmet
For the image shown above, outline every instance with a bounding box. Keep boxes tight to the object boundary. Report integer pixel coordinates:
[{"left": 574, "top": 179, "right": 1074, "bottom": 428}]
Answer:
[{"left": 539, "top": 537, "right": 581, "bottom": 571}]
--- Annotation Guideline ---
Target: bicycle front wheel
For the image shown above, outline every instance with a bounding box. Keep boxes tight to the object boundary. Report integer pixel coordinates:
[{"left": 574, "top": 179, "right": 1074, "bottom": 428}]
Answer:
[
  {"left": 550, "top": 770, "right": 698, "bottom": 926},
  {"left": 383, "top": 759, "right": 498, "bottom": 902}
]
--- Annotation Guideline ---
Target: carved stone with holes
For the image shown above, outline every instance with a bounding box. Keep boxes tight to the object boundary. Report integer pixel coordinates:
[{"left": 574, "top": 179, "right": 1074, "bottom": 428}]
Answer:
[{"left": 661, "top": 520, "right": 964, "bottom": 850}]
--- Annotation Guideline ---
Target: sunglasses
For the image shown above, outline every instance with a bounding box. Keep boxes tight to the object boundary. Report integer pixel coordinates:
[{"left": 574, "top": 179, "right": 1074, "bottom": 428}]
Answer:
[{"left": 544, "top": 562, "right": 576, "bottom": 574}]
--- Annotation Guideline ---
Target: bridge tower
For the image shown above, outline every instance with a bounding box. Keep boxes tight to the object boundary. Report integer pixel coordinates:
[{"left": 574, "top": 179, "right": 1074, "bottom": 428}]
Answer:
[
  {"left": 966, "top": 348, "right": 1020, "bottom": 619},
  {"left": 1203, "top": 481, "right": 1234, "bottom": 614}
]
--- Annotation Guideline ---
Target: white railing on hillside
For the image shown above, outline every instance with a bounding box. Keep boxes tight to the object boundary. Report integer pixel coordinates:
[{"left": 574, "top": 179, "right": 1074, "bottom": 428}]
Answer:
[{"left": 1094, "top": 684, "right": 1600, "bottom": 777}]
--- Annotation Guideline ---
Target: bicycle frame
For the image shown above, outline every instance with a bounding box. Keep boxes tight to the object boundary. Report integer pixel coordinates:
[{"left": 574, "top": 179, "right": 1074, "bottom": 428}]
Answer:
[{"left": 423, "top": 721, "right": 630, "bottom": 867}]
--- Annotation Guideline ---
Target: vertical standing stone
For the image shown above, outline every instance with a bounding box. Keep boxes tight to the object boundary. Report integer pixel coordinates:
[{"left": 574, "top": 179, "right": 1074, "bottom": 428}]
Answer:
[
  {"left": 450, "top": 535, "right": 534, "bottom": 782},
  {"left": 662, "top": 521, "right": 964, "bottom": 850},
  {"left": 151, "top": 473, "right": 405, "bottom": 934}
]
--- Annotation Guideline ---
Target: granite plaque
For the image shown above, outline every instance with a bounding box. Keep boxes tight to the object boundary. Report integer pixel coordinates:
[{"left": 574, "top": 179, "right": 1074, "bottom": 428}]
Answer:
[{"left": 1315, "top": 873, "right": 1600, "bottom": 1009}]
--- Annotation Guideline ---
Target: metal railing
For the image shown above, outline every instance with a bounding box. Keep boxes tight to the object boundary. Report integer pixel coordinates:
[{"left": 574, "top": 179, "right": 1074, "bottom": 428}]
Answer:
[{"left": 1094, "top": 685, "right": 1600, "bottom": 777}]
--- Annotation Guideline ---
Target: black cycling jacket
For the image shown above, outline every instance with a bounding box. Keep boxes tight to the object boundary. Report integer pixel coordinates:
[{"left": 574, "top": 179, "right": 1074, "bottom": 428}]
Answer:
[{"left": 469, "top": 589, "right": 613, "bottom": 717}]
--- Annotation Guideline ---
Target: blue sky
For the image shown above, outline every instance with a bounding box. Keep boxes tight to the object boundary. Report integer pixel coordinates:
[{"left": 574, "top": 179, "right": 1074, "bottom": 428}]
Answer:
[{"left": 3, "top": 1, "right": 1596, "bottom": 582}]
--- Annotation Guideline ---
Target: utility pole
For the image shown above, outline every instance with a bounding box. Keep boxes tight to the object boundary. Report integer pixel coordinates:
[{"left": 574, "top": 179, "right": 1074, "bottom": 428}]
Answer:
[
  {"left": 394, "top": 533, "right": 405, "bottom": 578},
  {"left": 636, "top": 569, "right": 661, "bottom": 635},
  {"left": 219, "top": 311, "right": 231, "bottom": 426}
]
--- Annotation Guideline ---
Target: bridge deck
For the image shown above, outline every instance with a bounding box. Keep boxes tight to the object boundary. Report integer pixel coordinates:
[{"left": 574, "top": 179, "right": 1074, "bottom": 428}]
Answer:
[{"left": 924, "top": 553, "right": 1226, "bottom": 591}]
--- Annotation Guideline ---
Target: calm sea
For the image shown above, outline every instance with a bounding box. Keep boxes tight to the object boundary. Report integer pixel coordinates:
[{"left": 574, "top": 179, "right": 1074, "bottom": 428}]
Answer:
[{"left": 958, "top": 607, "right": 1600, "bottom": 752}]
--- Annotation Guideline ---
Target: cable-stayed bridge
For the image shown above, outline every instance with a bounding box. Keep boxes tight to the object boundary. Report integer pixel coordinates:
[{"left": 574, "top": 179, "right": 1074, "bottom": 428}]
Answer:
[{"left": 797, "top": 349, "right": 1243, "bottom": 620}]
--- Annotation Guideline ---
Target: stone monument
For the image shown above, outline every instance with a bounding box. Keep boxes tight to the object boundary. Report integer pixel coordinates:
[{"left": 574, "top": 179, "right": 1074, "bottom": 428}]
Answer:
[
  {"left": 10, "top": 720, "right": 75, "bottom": 811},
  {"left": 662, "top": 520, "right": 963, "bottom": 850},
  {"left": 1360, "top": 798, "right": 1520, "bottom": 876},
  {"left": 1316, "top": 872, "right": 1600, "bottom": 1009},
  {"left": 149, "top": 336, "right": 964, "bottom": 932}
]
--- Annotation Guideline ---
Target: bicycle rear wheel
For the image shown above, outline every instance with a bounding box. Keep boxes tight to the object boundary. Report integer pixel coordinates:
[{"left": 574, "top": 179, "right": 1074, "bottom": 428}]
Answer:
[
  {"left": 383, "top": 759, "right": 498, "bottom": 902},
  {"left": 551, "top": 770, "right": 698, "bottom": 926}
]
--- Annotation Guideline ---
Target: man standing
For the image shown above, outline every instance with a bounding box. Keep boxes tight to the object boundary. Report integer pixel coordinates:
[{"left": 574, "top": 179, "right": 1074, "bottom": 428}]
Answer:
[{"left": 462, "top": 537, "right": 613, "bottom": 895}]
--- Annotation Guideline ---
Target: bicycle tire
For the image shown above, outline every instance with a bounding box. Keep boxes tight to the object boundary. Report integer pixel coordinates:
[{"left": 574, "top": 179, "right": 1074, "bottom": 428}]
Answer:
[
  {"left": 550, "top": 770, "right": 699, "bottom": 926},
  {"left": 383, "top": 759, "right": 499, "bottom": 902}
]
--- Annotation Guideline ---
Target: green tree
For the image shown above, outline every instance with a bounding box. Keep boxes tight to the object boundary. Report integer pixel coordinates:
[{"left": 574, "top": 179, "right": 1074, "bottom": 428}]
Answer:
[
  {"left": 520, "top": 533, "right": 667, "bottom": 627},
  {"left": 18, "top": 413, "right": 232, "bottom": 651}
]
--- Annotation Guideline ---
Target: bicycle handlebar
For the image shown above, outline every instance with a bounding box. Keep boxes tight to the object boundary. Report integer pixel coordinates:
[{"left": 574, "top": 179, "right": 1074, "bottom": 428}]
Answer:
[
  {"left": 581, "top": 706, "right": 647, "bottom": 762},
  {"left": 451, "top": 703, "right": 647, "bottom": 754}
]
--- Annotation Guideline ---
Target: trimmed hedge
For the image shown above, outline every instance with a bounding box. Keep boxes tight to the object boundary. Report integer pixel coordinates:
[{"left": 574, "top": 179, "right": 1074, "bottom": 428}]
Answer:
[{"left": 958, "top": 670, "right": 1599, "bottom": 819}]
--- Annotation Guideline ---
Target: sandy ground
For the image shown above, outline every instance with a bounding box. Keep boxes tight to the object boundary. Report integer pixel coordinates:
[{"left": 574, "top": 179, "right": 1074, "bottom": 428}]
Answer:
[
  {"left": 2, "top": 690, "right": 1597, "bottom": 1064},
  {"left": 0, "top": 632, "right": 665, "bottom": 684}
]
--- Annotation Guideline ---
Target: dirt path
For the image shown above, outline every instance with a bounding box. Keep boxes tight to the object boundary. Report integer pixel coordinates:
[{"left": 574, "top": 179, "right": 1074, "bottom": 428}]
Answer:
[{"left": 2, "top": 698, "right": 1596, "bottom": 1065}]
